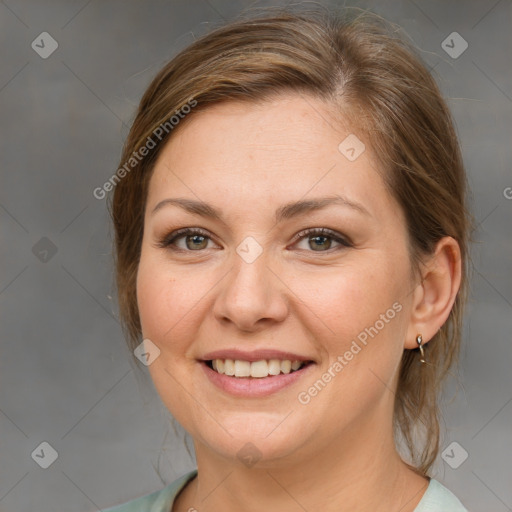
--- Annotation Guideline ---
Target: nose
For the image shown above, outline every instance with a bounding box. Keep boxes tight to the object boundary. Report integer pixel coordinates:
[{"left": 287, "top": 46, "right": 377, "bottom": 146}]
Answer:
[{"left": 212, "top": 250, "right": 289, "bottom": 333}]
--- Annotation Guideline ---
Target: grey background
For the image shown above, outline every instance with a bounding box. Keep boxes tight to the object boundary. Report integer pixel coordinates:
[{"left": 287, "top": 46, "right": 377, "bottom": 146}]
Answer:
[{"left": 1, "top": 0, "right": 511, "bottom": 511}]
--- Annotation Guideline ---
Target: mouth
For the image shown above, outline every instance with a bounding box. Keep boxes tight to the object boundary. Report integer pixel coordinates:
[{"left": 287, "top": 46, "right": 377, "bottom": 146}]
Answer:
[
  {"left": 200, "top": 356, "right": 315, "bottom": 397},
  {"left": 204, "top": 358, "right": 313, "bottom": 378}
]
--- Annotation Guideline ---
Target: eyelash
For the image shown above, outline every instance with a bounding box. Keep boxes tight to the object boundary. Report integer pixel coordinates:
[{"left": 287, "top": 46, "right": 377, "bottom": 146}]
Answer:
[{"left": 156, "top": 227, "right": 352, "bottom": 253}]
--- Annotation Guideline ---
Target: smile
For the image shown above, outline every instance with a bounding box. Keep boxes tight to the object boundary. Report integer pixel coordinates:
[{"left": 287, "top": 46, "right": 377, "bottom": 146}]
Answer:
[
  {"left": 207, "top": 358, "right": 309, "bottom": 378},
  {"left": 201, "top": 358, "right": 315, "bottom": 398}
]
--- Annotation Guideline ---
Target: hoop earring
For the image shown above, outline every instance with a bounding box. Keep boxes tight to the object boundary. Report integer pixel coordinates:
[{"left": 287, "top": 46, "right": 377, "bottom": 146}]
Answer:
[{"left": 416, "top": 334, "right": 426, "bottom": 364}]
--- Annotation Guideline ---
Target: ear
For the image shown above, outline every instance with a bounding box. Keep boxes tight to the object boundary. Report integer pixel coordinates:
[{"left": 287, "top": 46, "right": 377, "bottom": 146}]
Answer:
[{"left": 404, "top": 236, "right": 462, "bottom": 349}]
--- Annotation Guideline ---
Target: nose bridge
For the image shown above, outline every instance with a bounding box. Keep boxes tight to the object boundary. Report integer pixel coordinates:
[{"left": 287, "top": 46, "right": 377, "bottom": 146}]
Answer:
[{"left": 213, "top": 241, "right": 288, "bottom": 330}]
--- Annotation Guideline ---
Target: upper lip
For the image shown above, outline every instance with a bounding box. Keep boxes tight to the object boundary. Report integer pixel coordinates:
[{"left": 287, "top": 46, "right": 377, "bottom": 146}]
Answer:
[{"left": 201, "top": 349, "right": 314, "bottom": 363}]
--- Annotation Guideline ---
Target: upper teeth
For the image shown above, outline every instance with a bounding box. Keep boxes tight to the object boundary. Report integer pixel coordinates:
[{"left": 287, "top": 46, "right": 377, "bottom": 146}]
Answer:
[{"left": 211, "top": 359, "right": 304, "bottom": 378}]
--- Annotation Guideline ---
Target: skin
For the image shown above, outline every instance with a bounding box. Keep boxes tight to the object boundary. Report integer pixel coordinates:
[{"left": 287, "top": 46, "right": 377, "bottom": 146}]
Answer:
[{"left": 136, "top": 94, "right": 461, "bottom": 512}]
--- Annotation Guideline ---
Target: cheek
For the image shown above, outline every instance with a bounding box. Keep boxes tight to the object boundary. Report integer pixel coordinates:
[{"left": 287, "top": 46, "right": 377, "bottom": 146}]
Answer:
[
  {"left": 299, "top": 260, "right": 404, "bottom": 343},
  {"left": 135, "top": 256, "right": 204, "bottom": 426},
  {"left": 136, "top": 261, "right": 169, "bottom": 339},
  {"left": 310, "top": 260, "right": 409, "bottom": 402},
  {"left": 302, "top": 267, "right": 407, "bottom": 407},
  {"left": 136, "top": 253, "right": 218, "bottom": 371},
  {"left": 137, "top": 246, "right": 194, "bottom": 332},
  {"left": 135, "top": 256, "right": 193, "bottom": 357}
]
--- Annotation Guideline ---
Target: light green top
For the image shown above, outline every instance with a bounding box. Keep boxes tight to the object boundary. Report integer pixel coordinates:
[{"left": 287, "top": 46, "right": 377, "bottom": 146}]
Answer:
[{"left": 103, "top": 470, "right": 468, "bottom": 511}]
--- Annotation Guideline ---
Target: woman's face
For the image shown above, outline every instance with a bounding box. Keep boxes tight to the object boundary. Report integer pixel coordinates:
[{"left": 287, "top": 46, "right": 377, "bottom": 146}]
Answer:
[{"left": 137, "top": 94, "right": 417, "bottom": 466}]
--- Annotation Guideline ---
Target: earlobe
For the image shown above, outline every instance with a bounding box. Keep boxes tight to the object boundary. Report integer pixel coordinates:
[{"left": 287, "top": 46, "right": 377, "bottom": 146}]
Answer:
[{"left": 405, "top": 236, "right": 462, "bottom": 349}]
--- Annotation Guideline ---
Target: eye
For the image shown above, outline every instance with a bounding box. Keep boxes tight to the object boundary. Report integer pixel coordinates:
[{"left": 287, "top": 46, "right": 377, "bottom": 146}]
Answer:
[
  {"left": 157, "top": 227, "right": 217, "bottom": 251},
  {"left": 157, "top": 227, "right": 352, "bottom": 253},
  {"left": 292, "top": 228, "right": 352, "bottom": 252}
]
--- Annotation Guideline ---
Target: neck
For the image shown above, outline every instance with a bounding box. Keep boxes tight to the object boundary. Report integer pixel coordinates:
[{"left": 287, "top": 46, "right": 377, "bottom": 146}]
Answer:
[{"left": 175, "top": 419, "right": 429, "bottom": 512}]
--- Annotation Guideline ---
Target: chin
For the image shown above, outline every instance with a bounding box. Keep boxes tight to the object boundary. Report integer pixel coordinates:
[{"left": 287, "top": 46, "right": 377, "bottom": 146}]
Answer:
[{"left": 193, "top": 413, "right": 318, "bottom": 468}]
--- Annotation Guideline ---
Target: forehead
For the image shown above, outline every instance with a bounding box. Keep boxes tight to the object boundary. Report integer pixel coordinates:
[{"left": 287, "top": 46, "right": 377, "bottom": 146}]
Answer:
[
  {"left": 147, "top": 94, "right": 394, "bottom": 220},
  {"left": 158, "top": 94, "right": 349, "bottom": 162}
]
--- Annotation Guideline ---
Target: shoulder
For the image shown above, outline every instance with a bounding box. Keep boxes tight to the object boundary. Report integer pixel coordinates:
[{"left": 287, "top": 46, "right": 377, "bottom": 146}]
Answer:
[
  {"left": 103, "top": 470, "right": 198, "bottom": 512},
  {"left": 414, "top": 478, "right": 468, "bottom": 512}
]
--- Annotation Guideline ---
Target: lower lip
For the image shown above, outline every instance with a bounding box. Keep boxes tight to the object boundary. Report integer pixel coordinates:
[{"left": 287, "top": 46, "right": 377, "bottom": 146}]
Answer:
[{"left": 200, "top": 362, "right": 314, "bottom": 398}]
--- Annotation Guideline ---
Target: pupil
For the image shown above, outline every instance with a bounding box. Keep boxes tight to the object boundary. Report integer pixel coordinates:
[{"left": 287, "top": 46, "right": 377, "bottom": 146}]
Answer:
[
  {"left": 187, "top": 235, "right": 206, "bottom": 250},
  {"left": 311, "top": 235, "right": 330, "bottom": 251}
]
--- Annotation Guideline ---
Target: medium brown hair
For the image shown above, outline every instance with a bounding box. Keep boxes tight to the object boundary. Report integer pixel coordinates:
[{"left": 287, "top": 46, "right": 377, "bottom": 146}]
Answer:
[{"left": 109, "top": 6, "right": 471, "bottom": 475}]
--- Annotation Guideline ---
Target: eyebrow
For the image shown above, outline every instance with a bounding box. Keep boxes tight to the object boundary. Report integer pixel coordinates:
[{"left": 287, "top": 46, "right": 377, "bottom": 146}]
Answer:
[{"left": 151, "top": 194, "right": 371, "bottom": 222}]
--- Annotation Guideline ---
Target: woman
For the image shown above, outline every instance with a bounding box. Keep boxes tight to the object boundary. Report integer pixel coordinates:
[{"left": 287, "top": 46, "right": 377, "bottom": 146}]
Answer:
[{"left": 105, "top": 7, "right": 470, "bottom": 511}]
